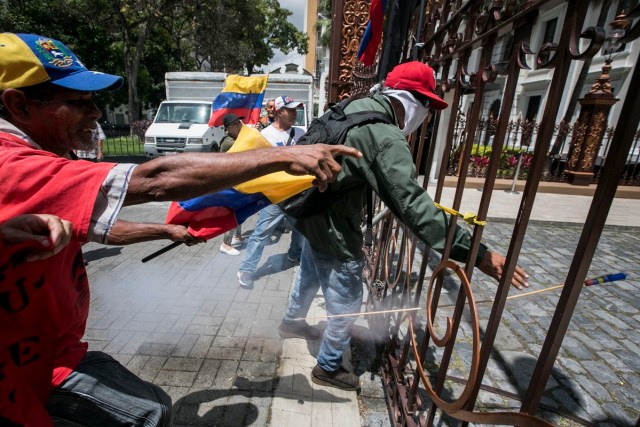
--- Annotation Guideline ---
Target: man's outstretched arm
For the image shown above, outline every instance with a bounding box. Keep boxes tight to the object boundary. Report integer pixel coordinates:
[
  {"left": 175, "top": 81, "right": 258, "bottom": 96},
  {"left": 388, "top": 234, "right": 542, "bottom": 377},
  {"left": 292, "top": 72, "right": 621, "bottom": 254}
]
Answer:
[{"left": 125, "top": 144, "right": 362, "bottom": 205}]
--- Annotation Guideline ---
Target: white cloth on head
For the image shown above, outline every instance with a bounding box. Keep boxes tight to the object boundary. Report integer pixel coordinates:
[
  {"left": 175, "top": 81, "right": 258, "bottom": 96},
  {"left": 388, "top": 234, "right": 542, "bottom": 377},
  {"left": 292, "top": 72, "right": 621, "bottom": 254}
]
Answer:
[
  {"left": 369, "top": 82, "right": 383, "bottom": 94},
  {"left": 381, "top": 89, "right": 429, "bottom": 136}
]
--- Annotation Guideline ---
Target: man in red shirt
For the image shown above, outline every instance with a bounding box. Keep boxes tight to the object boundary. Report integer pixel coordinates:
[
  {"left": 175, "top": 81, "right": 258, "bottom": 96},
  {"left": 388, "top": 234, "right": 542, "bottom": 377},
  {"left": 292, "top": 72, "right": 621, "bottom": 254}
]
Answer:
[{"left": 0, "top": 32, "right": 360, "bottom": 426}]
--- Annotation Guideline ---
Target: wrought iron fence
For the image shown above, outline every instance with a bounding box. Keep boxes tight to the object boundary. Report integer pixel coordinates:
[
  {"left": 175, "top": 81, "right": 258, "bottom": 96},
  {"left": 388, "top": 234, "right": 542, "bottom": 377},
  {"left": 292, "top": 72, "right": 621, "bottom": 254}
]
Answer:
[
  {"left": 328, "top": 0, "right": 640, "bottom": 425},
  {"left": 102, "top": 122, "right": 148, "bottom": 157},
  {"left": 446, "top": 117, "right": 640, "bottom": 185}
]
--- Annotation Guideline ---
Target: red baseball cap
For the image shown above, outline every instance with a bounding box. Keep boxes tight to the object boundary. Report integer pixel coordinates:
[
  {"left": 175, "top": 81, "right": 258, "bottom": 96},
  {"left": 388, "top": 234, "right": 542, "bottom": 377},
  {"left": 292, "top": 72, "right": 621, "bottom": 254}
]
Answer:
[{"left": 384, "top": 61, "right": 448, "bottom": 110}]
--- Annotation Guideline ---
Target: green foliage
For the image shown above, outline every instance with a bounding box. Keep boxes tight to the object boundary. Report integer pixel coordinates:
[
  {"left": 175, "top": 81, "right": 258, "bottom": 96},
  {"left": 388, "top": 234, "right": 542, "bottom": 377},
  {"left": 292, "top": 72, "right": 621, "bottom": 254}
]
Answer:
[
  {"left": 316, "top": 0, "right": 333, "bottom": 48},
  {"left": 470, "top": 144, "right": 492, "bottom": 157},
  {"left": 1, "top": 0, "right": 306, "bottom": 119},
  {"left": 192, "top": 0, "right": 309, "bottom": 73},
  {"left": 466, "top": 144, "right": 533, "bottom": 179},
  {"left": 469, "top": 144, "right": 528, "bottom": 157}
]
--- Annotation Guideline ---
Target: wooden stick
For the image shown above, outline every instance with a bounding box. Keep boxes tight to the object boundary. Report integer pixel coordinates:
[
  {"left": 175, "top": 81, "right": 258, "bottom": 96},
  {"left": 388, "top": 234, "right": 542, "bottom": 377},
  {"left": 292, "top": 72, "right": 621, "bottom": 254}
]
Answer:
[{"left": 293, "top": 284, "right": 566, "bottom": 321}]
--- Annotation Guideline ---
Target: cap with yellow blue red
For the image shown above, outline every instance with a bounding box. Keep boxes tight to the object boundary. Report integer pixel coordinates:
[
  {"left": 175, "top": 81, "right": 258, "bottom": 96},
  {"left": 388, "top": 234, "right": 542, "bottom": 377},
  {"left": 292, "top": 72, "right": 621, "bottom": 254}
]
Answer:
[{"left": 0, "top": 33, "right": 123, "bottom": 91}]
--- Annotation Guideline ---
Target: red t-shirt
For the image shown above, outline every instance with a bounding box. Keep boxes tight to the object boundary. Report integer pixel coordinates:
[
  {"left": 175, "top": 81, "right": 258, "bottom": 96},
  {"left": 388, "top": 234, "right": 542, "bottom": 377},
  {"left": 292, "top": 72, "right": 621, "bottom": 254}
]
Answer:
[{"left": 0, "top": 132, "right": 116, "bottom": 425}]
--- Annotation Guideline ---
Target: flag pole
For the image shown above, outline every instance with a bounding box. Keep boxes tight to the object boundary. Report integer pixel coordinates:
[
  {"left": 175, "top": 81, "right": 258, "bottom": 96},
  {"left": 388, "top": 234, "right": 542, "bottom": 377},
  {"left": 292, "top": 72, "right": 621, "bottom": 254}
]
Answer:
[{"left": 141, "top": 241, "right": 183, "bottom": 263}]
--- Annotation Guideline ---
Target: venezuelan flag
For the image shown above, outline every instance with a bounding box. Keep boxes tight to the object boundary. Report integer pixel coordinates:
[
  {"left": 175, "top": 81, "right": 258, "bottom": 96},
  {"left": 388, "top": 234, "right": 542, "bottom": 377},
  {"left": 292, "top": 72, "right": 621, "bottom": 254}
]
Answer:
[
  {"left": 357, "top": 0, "right": 387, "bottom": 66},
  {"left": 208, "top": 74, "right": 269, "bottom": 127},
  {"left": 165, "top": 126, "right": 313, "bottom": 239}
]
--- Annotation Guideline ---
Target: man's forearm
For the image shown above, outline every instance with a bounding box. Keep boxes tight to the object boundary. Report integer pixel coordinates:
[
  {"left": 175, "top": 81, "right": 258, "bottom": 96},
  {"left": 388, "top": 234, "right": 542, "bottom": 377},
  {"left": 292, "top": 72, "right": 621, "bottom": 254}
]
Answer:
[
  {"left": 126, "top": 149, "right": 283, "bottom": 205},
  {"left": 124, "top": 144, "right": 361, "bottom": 206},
  {"left": 106, "top": 220, "right": 199, "bottom": 245}
]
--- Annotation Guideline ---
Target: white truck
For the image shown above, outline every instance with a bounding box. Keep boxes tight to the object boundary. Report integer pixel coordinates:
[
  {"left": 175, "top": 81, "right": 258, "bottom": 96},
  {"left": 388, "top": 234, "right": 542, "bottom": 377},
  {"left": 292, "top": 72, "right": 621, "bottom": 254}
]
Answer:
[{"left": 144, "top": 71, "right": 313, "bottom": 157}]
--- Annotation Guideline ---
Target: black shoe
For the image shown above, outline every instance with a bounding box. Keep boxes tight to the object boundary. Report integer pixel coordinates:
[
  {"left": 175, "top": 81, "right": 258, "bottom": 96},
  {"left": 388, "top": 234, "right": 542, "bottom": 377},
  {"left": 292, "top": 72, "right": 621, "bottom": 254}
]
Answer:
[
  {"left": 278, "top": 321, "right": 321, "bottom": 340},
  {"left": 311, "top": 364, "right": 360, "bottom": 391},
  {"left": 287, "top": 253, "right": 300, "bottom": 263},
  {"left": 237, "top": 271, "right": 254, "bottom": 289}
]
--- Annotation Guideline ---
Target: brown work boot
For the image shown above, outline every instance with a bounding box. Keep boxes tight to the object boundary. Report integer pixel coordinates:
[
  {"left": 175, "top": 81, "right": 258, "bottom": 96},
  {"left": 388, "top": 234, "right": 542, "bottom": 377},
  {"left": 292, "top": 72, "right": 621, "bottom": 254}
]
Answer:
[
  {"left": 278, "top": 321, "right": 322, "bottom": 340},
  {"left": 311, "top": 364, "right": 360, "bottom": 391}
]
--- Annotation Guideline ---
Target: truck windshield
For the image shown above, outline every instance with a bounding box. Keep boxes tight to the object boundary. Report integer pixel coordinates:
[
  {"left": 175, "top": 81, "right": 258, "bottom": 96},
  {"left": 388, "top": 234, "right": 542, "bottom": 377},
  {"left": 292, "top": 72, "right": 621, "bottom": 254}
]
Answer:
[{"left": 155, "top": 103, "right": 211, "bottom": 124}]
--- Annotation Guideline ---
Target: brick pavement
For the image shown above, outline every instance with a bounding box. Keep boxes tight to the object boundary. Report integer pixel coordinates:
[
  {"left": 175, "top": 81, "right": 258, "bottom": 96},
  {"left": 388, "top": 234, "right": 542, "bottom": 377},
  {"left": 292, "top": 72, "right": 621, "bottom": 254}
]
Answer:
[
  {"left": 461, "top": 219, "right": 639, "bottom": 425},
  {"left": 84, "top": 202, "right": 298, "bottom": 426},
  {"left": 81, "top": 196, "right": 639, "bottom": 426}
]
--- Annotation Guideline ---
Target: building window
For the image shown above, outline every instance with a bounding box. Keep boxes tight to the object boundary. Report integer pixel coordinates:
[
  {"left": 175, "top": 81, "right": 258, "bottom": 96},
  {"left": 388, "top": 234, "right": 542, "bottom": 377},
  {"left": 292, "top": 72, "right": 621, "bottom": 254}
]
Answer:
[
  {"left": 543, "top": 18, "right": 558, "bottom": 45},
  {"left": 539, "top": 17, "right": 558, "bottom": 63},
  {"left": 525, "top": 95, "right": 541, "bottom": 122}
]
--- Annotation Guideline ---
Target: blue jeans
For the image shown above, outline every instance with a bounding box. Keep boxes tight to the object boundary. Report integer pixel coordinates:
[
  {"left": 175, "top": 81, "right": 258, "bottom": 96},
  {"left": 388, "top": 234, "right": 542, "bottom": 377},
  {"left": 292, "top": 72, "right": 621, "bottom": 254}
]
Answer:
[
  {"left": 238, "top": 204, "right": 303, "bottom": 275},
  {"left": 283, "top": 239, "right": 364, "bottom": 371},
  {"left": 47, "top": 351, "right": 172, "bottom": 426}
]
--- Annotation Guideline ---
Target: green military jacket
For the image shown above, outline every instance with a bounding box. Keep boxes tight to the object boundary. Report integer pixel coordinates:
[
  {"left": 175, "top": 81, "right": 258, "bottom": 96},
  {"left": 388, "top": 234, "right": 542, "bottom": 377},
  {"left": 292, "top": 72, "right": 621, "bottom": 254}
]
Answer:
[{"left": 295, "top": 95, "right": 487, "bottom": 265}]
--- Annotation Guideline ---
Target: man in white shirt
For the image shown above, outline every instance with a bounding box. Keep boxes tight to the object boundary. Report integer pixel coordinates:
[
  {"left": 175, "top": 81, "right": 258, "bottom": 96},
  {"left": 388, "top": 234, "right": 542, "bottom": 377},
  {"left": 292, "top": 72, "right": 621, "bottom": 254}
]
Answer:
[
  {"left": 260, "top": 96, "right": 305, "bottom": 146},
  {"left": 237, "top": 96, "right": 308, "bottom": 291}
]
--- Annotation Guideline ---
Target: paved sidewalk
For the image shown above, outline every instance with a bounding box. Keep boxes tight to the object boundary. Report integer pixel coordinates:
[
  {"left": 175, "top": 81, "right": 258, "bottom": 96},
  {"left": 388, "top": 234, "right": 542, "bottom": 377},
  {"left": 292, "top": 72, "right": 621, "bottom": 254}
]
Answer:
[
  {"left": 81, "top": 189, "right": 640, "bottom": 426},
  {"left": 270, "top": 304, "right": 359, "bottom": 426},
  {"left": 432, "top": 186, "right": 640, "bottom": 226}
]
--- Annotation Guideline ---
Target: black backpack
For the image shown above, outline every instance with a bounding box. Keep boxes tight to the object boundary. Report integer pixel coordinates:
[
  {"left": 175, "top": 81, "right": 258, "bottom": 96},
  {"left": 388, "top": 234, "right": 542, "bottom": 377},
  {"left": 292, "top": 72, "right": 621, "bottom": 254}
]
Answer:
[{"left": 279, "top": 97, "right": 394, "bottom": 219}]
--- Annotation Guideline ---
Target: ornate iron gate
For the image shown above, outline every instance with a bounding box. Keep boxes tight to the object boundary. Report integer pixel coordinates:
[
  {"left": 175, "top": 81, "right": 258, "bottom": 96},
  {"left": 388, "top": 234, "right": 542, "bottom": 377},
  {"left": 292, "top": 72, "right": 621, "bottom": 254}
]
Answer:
[{"left": 328, "top": 0, "right": 640, "bottom": 425}]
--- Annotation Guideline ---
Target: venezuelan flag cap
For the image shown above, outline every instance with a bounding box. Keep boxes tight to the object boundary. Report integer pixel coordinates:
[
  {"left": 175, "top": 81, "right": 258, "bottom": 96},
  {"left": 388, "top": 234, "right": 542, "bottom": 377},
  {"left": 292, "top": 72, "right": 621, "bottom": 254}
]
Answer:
[{"left": 0, "top": 33, "right": 123, "bottom": 91}]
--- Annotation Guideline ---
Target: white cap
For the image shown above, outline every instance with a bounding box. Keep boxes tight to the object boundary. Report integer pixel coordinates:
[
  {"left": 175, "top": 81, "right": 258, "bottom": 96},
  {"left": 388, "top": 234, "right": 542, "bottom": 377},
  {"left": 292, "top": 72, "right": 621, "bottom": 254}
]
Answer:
[{"left": 275, "top": 95, "right": 303, "bottom": 110}]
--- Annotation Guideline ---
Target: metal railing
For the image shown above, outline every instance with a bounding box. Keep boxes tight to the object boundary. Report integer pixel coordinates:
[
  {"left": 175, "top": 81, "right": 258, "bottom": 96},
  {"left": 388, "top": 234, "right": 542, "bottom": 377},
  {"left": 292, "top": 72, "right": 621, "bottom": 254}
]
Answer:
[
  {"left": 102, "top": 126, "right": 145, "bottom": 157},
  {"left": 446, "top": 116, "right": 640, "bottom": 185}
]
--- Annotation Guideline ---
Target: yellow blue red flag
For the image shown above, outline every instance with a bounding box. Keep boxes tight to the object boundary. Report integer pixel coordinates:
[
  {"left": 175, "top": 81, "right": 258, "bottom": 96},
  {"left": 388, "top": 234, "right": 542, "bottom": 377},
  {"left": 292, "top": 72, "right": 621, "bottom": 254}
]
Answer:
[
  {"left": 208, "top": 74, "right": 269, "bottom": 127},
  {"left": 357, "top": 0, "right": 387, "bottom": 66},
  {"left": 165, "top": 126, "right": 313, "bottom": 239}
]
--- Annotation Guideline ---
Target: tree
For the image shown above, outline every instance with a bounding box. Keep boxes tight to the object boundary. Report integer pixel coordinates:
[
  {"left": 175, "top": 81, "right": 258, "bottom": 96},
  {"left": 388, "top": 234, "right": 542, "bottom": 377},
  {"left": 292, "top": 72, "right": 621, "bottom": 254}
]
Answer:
[
  {"left": 316, "top": 0, "right": 333, "bottom": 48},
  {"left": 192, "top": 0, "right": 308, "bottom": 74},
  {"left": 104, "top": 0, "right": 183, "bottom": 122},
  {"left": 1, "top": 0, "right": 307, "bottom": 121}
]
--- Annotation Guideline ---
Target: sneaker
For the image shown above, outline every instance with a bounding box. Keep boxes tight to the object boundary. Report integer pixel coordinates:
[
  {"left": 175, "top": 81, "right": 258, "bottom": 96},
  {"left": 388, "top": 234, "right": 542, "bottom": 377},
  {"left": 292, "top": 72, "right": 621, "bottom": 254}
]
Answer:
[
  {"left": 231, "top": 236, "right": 245, "bottom": 246},
  {"left": 237, "top": 271, "right": 254, "bottom": 289},
  {"left": 311, "top": 364, "right": 360, "bottom": 391},
  {"left": 278, "top": 321, "right": 321, "bottom": 340},
  {"left": 287, "top": 253, "right": 300, "bottom": 263},
  {"left": 220, "top": 243, "right": 240, "bottom": 256}
]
